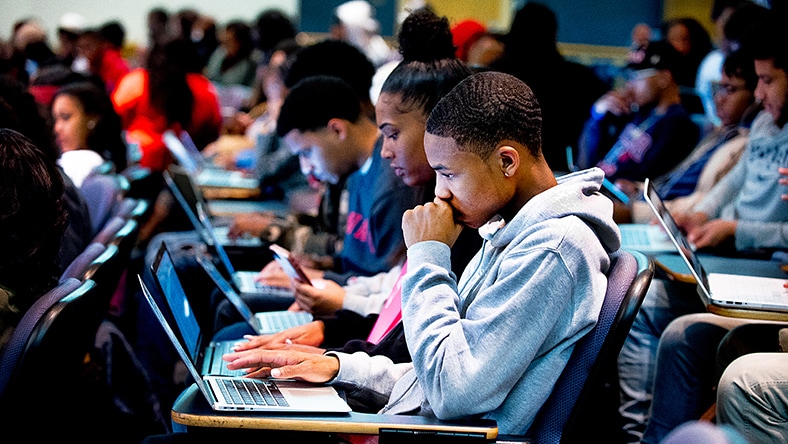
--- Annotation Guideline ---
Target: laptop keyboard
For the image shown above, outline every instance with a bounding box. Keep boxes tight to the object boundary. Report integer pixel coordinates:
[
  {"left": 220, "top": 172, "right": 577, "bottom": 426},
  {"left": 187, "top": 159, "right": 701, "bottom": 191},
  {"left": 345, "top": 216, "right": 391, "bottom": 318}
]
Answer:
[
  {"left": 711, "top": 274, "right": 788, "bottom": 305},
  {"left": 206, "top": 340, "right": 246, "bottom": 376},
  {"left": 198, "top": 169, "right": 259, "bottom": 189},
  {"left": 621, "top": 228, "right": 649, "bottom": 246},
  {"left": 235, "top": 272, "right": 294, "bottom": 296},
  {"left": 257, "top": 311, "right": 313, "bottom": 333},
  {"left": 218, "top": 378, "right": 289, "bottom": 407}
]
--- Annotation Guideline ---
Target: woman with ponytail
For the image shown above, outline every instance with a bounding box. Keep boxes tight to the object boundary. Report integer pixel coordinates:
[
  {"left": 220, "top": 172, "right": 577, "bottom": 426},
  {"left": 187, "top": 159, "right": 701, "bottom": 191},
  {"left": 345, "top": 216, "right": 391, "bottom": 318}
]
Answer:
[{"left": 223, "top": 7, "right": 481, "bottom": 386}]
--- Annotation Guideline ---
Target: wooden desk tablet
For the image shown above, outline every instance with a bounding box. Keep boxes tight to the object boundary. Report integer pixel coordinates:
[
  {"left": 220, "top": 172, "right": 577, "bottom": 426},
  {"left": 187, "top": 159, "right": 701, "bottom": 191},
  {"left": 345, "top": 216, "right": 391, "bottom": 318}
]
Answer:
[
  {"left": 201, "top": 185, "right": 261, "bottom": 200},
  {"left": 172, "top": 384, "right": 498, "bottom": 440},
  {"left": 654, "top": 253, "right": 788, "bottom": 321}
]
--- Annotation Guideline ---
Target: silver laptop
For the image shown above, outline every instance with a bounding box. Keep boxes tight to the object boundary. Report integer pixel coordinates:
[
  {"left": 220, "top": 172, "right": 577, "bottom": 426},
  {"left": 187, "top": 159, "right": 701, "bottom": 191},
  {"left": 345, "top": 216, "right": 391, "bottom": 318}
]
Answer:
[
  {"left": 138, "top": 273, "right": 351, "bottom": 413},
  {"left": 196, "top": 250, "right": 313, "bottom": 335},
  {"left": 163, "top": 129, "right": 260, "bottom": 190},
  {"left": 195, "top": 201, "right": 293, "bottom": 298},
  {"left": 644, "top": 178, "right": 788, "bottom": 312},
  {"left": 150, "top": 242, "right": 245, "bottom": 376},
  {"left": 163, "top": 167, "right": 291, "bottom": 297}
]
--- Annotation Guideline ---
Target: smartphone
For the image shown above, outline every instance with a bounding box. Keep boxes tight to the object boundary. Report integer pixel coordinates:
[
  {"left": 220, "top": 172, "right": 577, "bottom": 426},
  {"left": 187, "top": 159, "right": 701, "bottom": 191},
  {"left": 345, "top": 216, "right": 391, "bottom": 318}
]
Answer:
[{"left": 269, "top": 244, "right": 312, "bottom": 285}]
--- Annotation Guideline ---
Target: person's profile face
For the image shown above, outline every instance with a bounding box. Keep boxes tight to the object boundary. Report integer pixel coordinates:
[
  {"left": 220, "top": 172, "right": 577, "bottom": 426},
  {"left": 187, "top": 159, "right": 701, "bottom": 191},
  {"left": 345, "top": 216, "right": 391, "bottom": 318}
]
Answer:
[
  {"left": 76, "top": 35, "right": 102, "bottom": 65},
  {"left": 376, "top": 93, "right": 433, "bottom": 187},
  {"left": 754, "top": 58, "right": 788, "bottom": 127},
  {"left": 666, "top": 23, "right": 691, "bottom": 56},
  {"left": 283, "top": 128, "right": 346, "bottom": 184},
  {"left": 424, "top": 132, "right": 507, "bottom": 229},
  {"left": 627, "top": 70, "right": 661, "bottom": 108},
  {"left": 712, "top": 71, "right": 753, "bottom": 126},
  {"left": 222, "top": 28, "right": 240, "bottom": 56},
  {"left": 52, "top": 94, "right": 90, "bottom": 153}
]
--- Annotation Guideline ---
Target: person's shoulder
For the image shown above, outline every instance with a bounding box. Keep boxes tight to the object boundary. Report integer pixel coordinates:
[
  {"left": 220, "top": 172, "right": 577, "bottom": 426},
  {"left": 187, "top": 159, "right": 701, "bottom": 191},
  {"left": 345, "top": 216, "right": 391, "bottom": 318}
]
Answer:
[{"left": 750, "top": 110, "right": 777, "bottom": 134}]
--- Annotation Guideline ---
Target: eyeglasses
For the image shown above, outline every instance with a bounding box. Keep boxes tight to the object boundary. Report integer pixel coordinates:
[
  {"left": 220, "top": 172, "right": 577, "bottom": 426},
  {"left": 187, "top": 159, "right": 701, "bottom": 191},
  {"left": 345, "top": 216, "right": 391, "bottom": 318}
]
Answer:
[{"left": 711, "top": 81, "right": 747, "bottom": 97}]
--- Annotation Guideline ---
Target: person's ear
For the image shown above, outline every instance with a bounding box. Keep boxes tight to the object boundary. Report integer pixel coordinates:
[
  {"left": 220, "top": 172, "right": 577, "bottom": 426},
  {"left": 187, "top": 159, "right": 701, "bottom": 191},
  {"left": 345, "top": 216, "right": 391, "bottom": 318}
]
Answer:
[
  {"left": 326, "top": 118, "right": 348, "bottom": 141},
  {"left": 498, "top": 145, "right": 519, "bottom": 178}
]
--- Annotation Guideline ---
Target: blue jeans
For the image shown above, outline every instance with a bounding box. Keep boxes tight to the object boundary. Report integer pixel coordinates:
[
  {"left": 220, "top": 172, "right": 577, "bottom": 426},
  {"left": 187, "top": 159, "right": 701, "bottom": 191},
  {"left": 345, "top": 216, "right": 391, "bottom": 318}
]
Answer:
[
  {"left": 617, "top": 277, "right": 705, "bottom": 443},
  {"left": 641, "top": 313, "right": 751, "bottom": 443}
]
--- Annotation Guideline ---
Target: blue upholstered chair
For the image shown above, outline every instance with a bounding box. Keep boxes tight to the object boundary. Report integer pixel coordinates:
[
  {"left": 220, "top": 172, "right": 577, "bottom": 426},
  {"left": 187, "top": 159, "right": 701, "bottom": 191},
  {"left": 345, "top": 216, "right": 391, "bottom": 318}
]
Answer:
[
  {"left": 60, "top": 242, "right": 108, "bottom": 282},
  {"left": 80, "top": 172, "right": 127, "bottom": 234},
  {"left": 523, "top": 249, "right": 654, "bottom": 444},
  {"left": 0, "top": 278, "right": 97, "bottom": 401}
]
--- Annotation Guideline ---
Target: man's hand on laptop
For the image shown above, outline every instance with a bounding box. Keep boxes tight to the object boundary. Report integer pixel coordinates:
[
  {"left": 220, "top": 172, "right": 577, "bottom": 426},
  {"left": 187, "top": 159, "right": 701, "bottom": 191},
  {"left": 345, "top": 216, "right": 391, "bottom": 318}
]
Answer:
[
  {"left": 233, "top": 321, "right": 326, "bottom": 352},
  {"left": 223, "top": 348, "right": 340, "bottom": 383}
]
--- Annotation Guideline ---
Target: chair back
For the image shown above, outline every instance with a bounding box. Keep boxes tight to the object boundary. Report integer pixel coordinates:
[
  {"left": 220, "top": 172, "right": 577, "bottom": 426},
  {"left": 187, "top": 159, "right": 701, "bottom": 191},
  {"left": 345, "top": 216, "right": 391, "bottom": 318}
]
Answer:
[
  {"left": 60, "top": 242, "right": 108, "bottom": 282},
  {"left": 113, "top": 197, "right": 150, "bottom": 221},
  {"left": 529, "top": 249, "right": 654, "bottom": 444},
  {"left": 92, "top": 215, "right": 128, "bottom": 245},
  {"left": 101, "top": 218, "right": 139, "bottom": 255},
  {"left": 80, "top": 173, "right": 126, "bottom": 234},
  {"left": 0, "top": 279, "right": 110, "bottom": 436},
  {"left": 0, "top": 278, "right": 94, "bottom": 400}
]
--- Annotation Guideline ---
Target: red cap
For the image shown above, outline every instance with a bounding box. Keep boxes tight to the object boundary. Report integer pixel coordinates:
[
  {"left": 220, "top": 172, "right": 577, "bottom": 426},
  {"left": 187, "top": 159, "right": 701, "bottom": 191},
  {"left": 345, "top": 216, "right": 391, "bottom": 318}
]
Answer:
[{"left": 451, "top": 19, "right": 486, "bottom": 62}]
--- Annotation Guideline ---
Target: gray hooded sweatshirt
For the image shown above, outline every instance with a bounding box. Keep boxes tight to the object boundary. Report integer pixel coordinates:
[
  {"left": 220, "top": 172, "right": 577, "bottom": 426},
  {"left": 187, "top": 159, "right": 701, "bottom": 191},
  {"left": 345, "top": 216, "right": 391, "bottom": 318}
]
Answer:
[{"left": 328, "top": 167, "right": 621, "bottom": 435}]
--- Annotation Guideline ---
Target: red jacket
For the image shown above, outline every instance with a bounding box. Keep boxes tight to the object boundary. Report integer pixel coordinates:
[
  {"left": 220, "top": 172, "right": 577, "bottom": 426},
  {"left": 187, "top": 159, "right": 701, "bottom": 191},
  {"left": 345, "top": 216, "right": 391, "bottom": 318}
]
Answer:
[{"left": 112, "top": 68, "right": 222, "bottom": 171}]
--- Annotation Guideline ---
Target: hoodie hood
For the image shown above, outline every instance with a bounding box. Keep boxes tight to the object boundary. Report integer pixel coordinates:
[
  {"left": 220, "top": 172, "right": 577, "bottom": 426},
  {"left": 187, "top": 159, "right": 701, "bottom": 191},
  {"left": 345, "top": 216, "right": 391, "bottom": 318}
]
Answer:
[{"left": 483, "top": 167, "right": 621, "bottom": 254}]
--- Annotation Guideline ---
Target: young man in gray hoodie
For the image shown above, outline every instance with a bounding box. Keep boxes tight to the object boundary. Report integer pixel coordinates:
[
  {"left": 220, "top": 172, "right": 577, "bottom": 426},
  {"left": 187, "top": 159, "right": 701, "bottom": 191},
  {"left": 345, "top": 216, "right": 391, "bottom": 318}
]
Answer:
[{"left": 224, "top": 71, "right": 621, "bottom": 436}]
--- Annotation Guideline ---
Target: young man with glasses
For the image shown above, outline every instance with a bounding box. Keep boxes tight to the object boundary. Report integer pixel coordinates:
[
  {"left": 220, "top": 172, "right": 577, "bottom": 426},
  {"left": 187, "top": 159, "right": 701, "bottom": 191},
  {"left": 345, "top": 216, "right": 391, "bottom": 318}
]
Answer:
[
  {"left": 615, "top": 49, "right": 759, "bottom": 224},
  {"left": 577, "top": 41, "right": 700, "bottom": 184}
]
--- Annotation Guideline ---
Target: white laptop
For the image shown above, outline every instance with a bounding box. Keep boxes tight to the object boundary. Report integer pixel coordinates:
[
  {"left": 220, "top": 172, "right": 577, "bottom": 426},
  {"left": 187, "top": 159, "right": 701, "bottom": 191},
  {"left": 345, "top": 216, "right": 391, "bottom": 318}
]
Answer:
[
  {"left": 138, "top": 272, "right": 351, "bottom": 413},
  {"left": 195, "top": 250, "right": 313, "bottom": 335},
  {"left": 644, "top": 178, "right": 788, "bottom": 312},
  {"left": 163, "top": 129, "right": 260, "bottom": 190}
]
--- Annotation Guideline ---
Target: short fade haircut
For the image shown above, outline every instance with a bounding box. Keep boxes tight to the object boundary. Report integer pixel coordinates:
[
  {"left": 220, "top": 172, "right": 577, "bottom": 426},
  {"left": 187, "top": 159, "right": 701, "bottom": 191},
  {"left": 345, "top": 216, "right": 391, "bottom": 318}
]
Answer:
[
  {"left": 426, "top": 71, "right": 542, "bottom": 159},
  {"left": 277, "top": 75, "right": 362, "bottom": 138}
]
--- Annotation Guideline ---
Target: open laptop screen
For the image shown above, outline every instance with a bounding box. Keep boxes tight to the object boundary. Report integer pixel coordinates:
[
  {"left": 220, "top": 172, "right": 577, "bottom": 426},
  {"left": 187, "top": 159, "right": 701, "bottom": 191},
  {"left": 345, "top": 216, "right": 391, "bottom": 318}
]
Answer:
[
  {"left": 153, "top": 244, "right": 203, "bottom": 362},
  {"left": 644, "top": 178, "right": 708, "bottom": 298}
]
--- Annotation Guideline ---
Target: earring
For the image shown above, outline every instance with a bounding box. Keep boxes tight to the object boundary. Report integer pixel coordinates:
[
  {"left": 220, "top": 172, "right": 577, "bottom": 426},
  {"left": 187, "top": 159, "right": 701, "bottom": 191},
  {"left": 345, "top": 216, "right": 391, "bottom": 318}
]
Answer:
[
  {"left": 504, "top": 172, "right": 509, "bottom": 177},
  {"left": 87, "top": 120, "right": 96, "bottom": 130}
]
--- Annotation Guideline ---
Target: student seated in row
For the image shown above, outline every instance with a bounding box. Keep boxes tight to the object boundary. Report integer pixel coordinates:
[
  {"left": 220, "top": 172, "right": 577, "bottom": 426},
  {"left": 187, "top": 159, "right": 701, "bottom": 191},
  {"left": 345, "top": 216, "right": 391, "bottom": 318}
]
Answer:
[
  {"left": 617, "top": 49, "right": 759, "bottom": 224},
  {"left": 223, "top": 71, "right": 621, "bottom": 435}
]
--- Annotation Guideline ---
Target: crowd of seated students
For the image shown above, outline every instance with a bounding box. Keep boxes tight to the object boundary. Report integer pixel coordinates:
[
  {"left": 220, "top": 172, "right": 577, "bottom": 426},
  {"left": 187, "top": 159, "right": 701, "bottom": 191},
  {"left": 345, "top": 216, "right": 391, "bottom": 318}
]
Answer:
[
  {"left": 616, "top": 12, "right": 788, "bottom": 443},
  {"left": 3, "top": 0, "right": 788, "bottom": 442}
]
